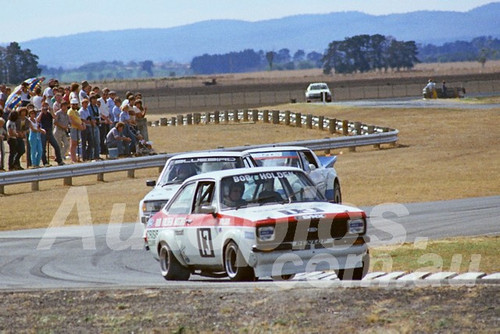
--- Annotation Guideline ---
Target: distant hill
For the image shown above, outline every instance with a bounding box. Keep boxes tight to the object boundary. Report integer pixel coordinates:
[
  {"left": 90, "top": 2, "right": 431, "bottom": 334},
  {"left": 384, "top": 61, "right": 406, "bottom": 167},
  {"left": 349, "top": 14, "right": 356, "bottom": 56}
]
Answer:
[{"left": 17, "top": 2, "right": 500, "bottom": 68}]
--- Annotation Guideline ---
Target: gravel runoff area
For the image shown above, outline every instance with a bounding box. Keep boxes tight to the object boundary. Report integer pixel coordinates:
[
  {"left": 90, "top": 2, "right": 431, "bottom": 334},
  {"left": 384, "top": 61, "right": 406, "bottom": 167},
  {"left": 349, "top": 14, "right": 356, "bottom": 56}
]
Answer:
[{"left": 0, "top": 283, "right": 498, "bottom": 332}]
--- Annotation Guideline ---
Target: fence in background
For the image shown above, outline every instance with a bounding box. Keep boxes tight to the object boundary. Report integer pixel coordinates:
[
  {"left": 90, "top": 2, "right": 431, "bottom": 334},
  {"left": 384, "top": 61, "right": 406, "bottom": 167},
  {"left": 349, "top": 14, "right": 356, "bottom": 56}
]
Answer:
[
  {"left": 144, "top": 79, "right": 500, "bottom": 113},
  {"left": 0, "top": 109, "right": 398, "bottom": 194}
]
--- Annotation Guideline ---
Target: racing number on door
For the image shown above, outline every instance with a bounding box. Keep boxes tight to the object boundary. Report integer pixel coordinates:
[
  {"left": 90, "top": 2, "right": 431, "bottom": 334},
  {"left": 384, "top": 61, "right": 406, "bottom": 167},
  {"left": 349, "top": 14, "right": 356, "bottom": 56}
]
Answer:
[{"left": 197, "top": 228, "right": 215, "bottom": 257}]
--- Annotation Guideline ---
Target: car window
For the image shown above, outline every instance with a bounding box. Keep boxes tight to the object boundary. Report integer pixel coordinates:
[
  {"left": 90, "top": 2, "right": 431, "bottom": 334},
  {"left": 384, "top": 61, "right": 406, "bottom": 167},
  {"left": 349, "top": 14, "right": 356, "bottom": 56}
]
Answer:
[
  {"left": 250, "top": 151, "right": 301, "bottom": 168},
  {"left": 193, "top": 181, "right": 215, "bottom": 213},
  {"left": 166, "top": 182, "right": 197, "bottom": 215},
  {"left": 300, "top": 150, "right": 318, "bottom": 169}
]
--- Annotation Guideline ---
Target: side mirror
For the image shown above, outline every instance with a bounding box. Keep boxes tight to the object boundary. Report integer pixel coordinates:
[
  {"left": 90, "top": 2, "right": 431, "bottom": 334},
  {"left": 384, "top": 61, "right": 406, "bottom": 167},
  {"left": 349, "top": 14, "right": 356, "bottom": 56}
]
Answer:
[
  {"left": 198, "top": 205, "right": 216, "bottom": 215},
  {"left": 146, "top": 180, "right": 156, "bottom": 187},
  {"left": 308, "top": 163, "right": 317, "bottom": 171}
]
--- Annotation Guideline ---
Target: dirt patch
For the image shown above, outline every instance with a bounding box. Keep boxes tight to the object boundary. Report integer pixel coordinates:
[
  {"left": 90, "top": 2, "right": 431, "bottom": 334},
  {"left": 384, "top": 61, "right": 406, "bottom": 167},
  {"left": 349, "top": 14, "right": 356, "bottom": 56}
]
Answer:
[{"left": 0, "top": 285, "right": 497, "bottom": 332}]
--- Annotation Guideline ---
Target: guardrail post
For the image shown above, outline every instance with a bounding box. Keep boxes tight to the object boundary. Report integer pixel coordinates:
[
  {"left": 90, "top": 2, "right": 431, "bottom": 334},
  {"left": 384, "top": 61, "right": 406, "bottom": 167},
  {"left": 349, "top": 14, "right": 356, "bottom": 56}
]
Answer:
[
  {"left": 193, "top": 113, "right": 201, "bottom": 124},
  {"left": 285, "top": 110, "right": 290, "bottom": 126},
  {"left": 342, "top": 120, "right": 349, "bottom": 135},
  {"left": 160, "top": 118, "right": 168, "bottom": 126},
  {"left": 252, "top": 110, "right": 258, "bottom": 122},
  {"left": 63, "top": 177, "right": 72, "bottom": 186},
  {"left": 368, "top": 125, "right": 380, "bottom": 149},
  {"left": 127, "top": 170, "right": 135, "bottom": 178},
  {"left": 177, "top": 114, "right": 184, "bottom": 125},
  {"left": 97, "top": 173, "right": 104, "bottom": 182},
  {"left": 214, "top": 111, "right": 220, "bottom": 124},
  {"left": 295, "top": 113, "right": 302, "bottom": 128},
  {"left": 233, "top": 110, "right": 239, "bottom": 122},
  {"left": 306, "top": 114, "right": 313, "bottom": 129},
  {"left": 272, "top": 110, "right": 280, "bottom": 124},
  {"left": 318, "top": 116, "right": 324, "bottom": 131},
  {"left": 243, "top": 110, "right": 249, "bottom": 122},
  {"left": 170, "top": 117, "right": 176, "bottom": 126},
  {"left": 31, "top": 181, "right": 39, "bottom": 191},
  {"left": 0, "top": 185, "right": 3, "bottom": 194},
  {"left": 263, "top": 110, "right": 269, "bottom": 123},
  {"left": 186, "top": 114, "right": 192, "bottom": 125},
  {"left": 329, "top": 118, "right": 337, "bottom": 134},
  {"left": 223, "top": 110, "right": 229, "bottom": 123},
  {"left": 354, "top": 122, "right": 362, "bottom": 135}
]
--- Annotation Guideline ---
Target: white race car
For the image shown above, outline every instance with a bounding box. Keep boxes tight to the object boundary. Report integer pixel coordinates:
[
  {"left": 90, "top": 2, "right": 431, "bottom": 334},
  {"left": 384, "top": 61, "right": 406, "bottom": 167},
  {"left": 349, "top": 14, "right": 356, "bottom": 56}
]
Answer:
[
  {"left": 139, "top": 151, "right": 255, "bottom": 225},
  {"left": 242, "top": 146, "right": 342, "bottom": 203},
  {"left": 144, "top": 167, "right": 369, "bottom": 281},
  {"left": 305, "top": 82, "right": 332, "bottom": 102}
]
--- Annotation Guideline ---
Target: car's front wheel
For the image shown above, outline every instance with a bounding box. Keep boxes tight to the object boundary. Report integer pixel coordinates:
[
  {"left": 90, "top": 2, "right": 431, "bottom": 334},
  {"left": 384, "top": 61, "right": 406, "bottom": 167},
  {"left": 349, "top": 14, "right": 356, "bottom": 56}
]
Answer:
[
  {"left": 224, "top": 241, "right": 255, "bottom": 281},
  {"left": 333, "top": 180, "right": 342, "bottom": 204},
  {"left": 335, "top": 253, "right": 369, "bottom": 280},
  {"left": 159, "top": 242, "right": 190, "bottom": 281}
]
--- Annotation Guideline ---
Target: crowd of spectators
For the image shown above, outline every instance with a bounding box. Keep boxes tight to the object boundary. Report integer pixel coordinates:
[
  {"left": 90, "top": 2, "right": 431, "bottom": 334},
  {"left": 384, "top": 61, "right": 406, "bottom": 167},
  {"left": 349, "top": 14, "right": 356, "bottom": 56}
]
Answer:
[{"left": 0, "top": 79, "right": 153, "bottom": 172}]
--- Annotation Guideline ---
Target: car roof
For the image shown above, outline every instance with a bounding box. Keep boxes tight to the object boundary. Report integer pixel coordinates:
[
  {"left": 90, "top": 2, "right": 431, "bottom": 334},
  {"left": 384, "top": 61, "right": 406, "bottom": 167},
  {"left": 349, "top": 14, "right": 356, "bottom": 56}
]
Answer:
[
  {"left": 184, "top": 166, "right": 304, "bottom": 183},
  {"left": 308, "top": 82, "right": 328, "bottom": 86},
  {"left": 242, "top": 146, "right": 309, "bottom": 154},
  {"left": 167, "top": 151, "right": 247, "bottom": 161}
]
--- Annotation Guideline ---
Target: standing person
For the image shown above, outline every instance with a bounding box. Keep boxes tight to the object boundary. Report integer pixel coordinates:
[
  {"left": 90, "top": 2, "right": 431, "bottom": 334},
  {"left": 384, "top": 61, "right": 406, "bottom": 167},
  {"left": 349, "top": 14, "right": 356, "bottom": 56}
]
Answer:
[
  {"left": 52, "top": 92, "right": 63, "bottom": 113},
  {"left": 67, "top": 98, "right": 83, "bottom": 163},
  {"left": 37, "top": 101, "right": 64, "bottom": 166},
  {"left": 17, "top": 82, "right": 33, "bottom": 107},
  {"left": 43, "top": 79, "right": 58, "bottom": 108},
  {"left": 53, "top": 101, "right": 70, "bottom": 159},
  {"left": 88, "top": 95, "right": 101, "bottom": 160},
  {"left": 97, "top": 89, "right": 112, "bottom": 155},
  {"left": 6, "top": 111, "right": 23, "bottom": 170},
  {"left": 27, "top": 108, "right": 45, "bottom": 168},
  {"left": 119, "top": 104, "right": 136, "bottom": 154},
  {"left": 133, "top": 99, "right": 149, "bottom": 141},
  {"left": 78, "top": 98, "right": 93, "bottom": 161},
  {"left": 31, "top": 87, "right": 44, "bottom": 111},
  {"left": 0, "top": 84, "right": 8, "bottom": 109},
  {"left": 0, "top": 118, "right": 6, "bottom": 171},
  {"left": 79, "top": 81, "right": 91, "bottom": 102},
  {"left": 105, "top": 122, "right": 131, "bottom": 156},
  {"left": 111, "top": 97, "right": 122, "bottom": 126},
  {"left": 442, "top": 81, "right": 447, "bottom": 97},
  {"left": 16, "top": 107, "right": 28, "bottom": 168},
  {"left": 69, "top": 82, "right": 80, "bottom": 105}
]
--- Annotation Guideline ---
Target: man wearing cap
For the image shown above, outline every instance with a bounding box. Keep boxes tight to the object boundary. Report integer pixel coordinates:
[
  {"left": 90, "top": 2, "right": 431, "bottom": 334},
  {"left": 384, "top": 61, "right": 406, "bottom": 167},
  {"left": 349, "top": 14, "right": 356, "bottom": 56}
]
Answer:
[
  {"left": 68, "top": 98, "right": 83, "bottom": 163},
  {"left": 37, "top": 101, "right": 64, "bottom": 167}
]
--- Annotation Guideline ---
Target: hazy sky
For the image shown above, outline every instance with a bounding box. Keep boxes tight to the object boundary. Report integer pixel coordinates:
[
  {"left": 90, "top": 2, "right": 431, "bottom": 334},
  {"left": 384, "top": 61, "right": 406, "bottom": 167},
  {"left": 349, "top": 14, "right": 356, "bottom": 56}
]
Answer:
[{"left": 2, "top": 0, "right": 496, "bottom": 43}]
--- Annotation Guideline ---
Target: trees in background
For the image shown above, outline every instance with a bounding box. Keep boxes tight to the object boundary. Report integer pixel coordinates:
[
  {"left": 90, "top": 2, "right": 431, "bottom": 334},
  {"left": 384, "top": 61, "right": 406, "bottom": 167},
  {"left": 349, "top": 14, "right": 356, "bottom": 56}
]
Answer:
[
  {"left": 322, "top": 34, "right": 419, "bottom": 74},
  {"left": 0, "top": 42, "right": 41, "bottom": 84}
]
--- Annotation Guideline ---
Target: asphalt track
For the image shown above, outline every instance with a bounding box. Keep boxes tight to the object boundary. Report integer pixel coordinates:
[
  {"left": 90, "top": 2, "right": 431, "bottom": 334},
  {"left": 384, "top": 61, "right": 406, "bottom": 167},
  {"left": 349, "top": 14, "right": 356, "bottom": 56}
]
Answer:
[{"left": 0, "top": 196, "right": 498, "bottom": 290}]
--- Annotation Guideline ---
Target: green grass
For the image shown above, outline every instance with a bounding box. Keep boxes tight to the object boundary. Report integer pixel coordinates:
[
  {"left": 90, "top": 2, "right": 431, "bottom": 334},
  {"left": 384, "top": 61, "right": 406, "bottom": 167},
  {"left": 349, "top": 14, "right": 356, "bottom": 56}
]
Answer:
[{"left": 371, "top": 235, "right": 499, "bottom": 273}]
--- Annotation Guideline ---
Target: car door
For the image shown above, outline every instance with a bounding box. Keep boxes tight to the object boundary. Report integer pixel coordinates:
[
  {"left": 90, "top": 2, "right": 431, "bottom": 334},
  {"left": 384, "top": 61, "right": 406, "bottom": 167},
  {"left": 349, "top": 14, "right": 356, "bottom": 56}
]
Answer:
[
  {"left": 180, "top": 180, "right": 221, "bottom": 266},
  {"left": 299, "top": 150, "right": 327, "bottom": 195}
]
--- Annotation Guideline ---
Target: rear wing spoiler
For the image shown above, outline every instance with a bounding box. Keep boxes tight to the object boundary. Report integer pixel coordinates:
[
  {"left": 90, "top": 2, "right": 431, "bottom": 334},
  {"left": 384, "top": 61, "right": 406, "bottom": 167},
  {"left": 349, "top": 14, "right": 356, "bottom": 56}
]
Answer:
[{"left": 317, "top": 155, "right": 337, "bottom": 168}]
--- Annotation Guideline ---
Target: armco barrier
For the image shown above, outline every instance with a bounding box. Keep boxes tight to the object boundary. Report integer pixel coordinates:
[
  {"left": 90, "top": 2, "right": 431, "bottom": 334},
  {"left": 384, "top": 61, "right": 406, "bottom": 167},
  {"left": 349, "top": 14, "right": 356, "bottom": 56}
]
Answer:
[{"left": 0, "top": 109, "right": 398, "bottom": 194}]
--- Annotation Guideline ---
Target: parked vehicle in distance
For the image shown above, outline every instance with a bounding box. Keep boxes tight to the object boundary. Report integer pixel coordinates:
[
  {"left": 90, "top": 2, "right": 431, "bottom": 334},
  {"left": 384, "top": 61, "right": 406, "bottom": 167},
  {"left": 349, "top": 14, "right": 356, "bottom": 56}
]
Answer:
[
  {"left": 144, "top": 167, "right": 370, "bottom": 281},
  {"left": 242, "top": 146, "right": 342, "bottom": 203},
  {"left": 305, "top": 82, "right": 332, "bottom": 102},
  {"left": 139, "top": 152, "right": 255, "bottom": 225}
]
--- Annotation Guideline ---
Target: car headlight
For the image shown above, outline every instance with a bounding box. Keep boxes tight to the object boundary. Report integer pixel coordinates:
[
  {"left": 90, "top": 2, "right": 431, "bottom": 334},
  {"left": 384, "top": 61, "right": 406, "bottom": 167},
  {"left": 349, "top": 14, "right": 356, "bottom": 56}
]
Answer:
[
  {"left": 142, "top": 200, "right": 168, "bottom": 214},
  {"left": 257, "top": 226, "right": 275, "bottom": 241},
  {"left": 348, "top": 218, "right": 366, "bottom": 234}
]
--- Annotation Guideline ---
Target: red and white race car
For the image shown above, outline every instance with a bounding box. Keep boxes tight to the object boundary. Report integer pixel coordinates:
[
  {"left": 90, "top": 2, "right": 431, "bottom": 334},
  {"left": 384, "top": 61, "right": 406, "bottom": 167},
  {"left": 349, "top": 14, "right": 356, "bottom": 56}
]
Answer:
[{"left": 144, "top": 167, "right": 369, "bottom": 281}]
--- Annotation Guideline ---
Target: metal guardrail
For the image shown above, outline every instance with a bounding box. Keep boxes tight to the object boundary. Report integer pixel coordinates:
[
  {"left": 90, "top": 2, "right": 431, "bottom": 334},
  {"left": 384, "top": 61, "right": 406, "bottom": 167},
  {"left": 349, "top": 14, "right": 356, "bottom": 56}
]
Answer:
[{"left": 0, "top": 109, "right": 398, "bottom": 194}]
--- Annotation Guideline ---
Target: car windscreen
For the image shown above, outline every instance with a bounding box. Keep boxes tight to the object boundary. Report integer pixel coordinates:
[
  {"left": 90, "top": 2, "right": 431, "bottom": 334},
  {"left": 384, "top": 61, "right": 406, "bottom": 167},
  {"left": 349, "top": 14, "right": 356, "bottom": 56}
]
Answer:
[
  {"left": 159, "top": 157, "right": 244, "bottom": 185},
  {"left": 249, "top": 151, "right": 301, "bottom": 168},
  {"left": 220, "top": 170, "right": 325, "bottom": 209}
]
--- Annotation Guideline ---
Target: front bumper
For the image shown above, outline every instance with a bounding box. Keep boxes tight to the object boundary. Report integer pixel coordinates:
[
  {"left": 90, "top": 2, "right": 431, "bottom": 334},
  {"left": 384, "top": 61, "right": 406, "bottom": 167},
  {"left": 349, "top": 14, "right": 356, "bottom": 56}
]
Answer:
[{"left": 248, "top": 241, "right": 368, "bottom": 278}]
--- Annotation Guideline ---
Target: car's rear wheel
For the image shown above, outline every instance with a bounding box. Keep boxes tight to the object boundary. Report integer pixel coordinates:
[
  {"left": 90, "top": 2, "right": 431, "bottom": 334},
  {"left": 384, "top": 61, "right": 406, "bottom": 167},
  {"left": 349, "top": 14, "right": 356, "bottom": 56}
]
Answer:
[
  {"left": 272, "top": 274, "right": 295, "bottom": 281},
  {"left": 224, "top": 241, "right": 255, "bottom": 281},
  {"left": 159, "top": 242, "right": 190, "bottom": 281}
]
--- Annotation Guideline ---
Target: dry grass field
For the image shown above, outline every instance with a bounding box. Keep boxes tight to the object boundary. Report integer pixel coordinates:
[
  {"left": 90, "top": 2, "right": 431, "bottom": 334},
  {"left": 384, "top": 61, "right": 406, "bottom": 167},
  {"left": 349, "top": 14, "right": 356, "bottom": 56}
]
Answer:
[{"left": 0, "top": 99, "right": 498, "bottom": 231}]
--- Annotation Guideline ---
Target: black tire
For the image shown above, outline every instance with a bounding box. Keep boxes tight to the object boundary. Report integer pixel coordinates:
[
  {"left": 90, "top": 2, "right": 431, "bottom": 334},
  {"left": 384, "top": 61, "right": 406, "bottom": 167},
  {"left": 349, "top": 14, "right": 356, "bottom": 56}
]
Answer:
[
  {"left": 159, "top": 243, "right": 190, "bottom": 281},
  {"left": 333, "top": 180, "right": 342, "bottom": 204},
  {"left": 335, "top": 254, "right": 369, "bottom": 281},
  {"left": 272, "top": 274, "right": 295, "bottom": 281},
  {"left": 224, "top": 241, "right": 255, "bottom": 281}
]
